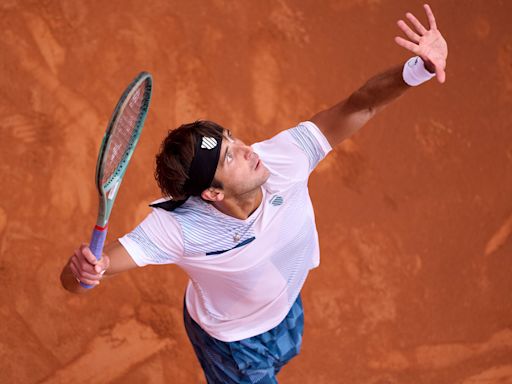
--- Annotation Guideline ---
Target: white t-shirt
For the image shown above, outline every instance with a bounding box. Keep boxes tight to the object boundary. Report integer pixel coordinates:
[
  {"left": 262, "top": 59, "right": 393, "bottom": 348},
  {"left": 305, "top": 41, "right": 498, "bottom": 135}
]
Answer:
[{"left": 119, "top": 121, "right": 332, "bottom": 341}]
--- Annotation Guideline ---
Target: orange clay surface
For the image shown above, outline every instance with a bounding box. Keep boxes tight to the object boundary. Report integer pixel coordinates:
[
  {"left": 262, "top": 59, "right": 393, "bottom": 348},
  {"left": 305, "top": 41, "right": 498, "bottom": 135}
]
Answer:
[{"left": 1, "top": 1, "right": 512, "bottom": 383}]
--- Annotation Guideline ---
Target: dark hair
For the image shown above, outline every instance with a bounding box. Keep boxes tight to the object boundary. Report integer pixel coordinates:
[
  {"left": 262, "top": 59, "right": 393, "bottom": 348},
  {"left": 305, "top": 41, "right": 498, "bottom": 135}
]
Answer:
[{"left": 155, "top": 120, "right": 224, "bottom": 200}]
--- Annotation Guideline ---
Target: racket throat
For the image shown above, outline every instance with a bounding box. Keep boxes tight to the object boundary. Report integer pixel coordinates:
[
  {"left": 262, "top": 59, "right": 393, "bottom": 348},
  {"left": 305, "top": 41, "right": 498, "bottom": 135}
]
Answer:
[{"left": 108, "top": 180, "right": 120, "bottom": 200}]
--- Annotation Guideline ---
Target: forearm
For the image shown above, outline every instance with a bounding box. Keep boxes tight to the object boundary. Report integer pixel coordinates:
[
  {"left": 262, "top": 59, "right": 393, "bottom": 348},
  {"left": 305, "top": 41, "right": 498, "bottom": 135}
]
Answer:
[
  {"left": 347, "top": 64, "right": 409, "bottom": 116},
  {"left": 312, "top": 64, "right": 411, "bottom": 145}
]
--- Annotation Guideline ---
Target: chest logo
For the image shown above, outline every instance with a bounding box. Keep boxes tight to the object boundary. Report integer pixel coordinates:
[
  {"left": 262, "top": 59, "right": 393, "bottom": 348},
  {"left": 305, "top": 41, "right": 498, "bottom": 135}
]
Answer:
[{"left": 269, "top": 195, "right": 284, "bottom": 206}]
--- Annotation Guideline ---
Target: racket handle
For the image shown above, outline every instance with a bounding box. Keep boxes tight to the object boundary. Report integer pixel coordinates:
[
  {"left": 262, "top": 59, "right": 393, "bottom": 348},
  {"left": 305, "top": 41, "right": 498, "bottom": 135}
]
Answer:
[{"left": 80, "top": 225, "right": 108, "bottom": 289}]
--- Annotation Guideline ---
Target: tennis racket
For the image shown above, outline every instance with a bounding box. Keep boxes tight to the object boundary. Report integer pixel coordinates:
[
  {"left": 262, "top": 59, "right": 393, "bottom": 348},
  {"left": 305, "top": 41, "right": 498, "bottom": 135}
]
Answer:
[{"left": 81, "top": 72, "right": 153, "bottom": 289}]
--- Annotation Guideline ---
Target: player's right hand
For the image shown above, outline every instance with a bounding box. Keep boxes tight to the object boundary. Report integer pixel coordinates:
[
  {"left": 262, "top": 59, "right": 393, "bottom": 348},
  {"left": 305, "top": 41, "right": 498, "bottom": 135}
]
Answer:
[{"left": 69, "top": 243, "right": 110, "bottom": 286}]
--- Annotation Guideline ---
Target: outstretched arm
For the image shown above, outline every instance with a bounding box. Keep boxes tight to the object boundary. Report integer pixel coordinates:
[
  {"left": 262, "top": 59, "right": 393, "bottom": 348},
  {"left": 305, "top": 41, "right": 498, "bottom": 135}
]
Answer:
[{"left": 312, "top": 4, "right": 448, "bottom": 147}]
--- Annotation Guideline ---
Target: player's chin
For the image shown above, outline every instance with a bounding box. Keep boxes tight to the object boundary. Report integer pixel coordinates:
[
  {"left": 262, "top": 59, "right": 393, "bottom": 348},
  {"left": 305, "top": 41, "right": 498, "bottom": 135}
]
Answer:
[{"left": 260, "top": 166, "right": 270, "bottom": 182}]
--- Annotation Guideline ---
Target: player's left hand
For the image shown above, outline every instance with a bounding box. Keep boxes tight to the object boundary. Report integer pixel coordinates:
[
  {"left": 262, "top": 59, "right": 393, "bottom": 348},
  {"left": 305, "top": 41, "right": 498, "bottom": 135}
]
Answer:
[{"left": 394, "top": 3, "right": 448, "bottom": 83}]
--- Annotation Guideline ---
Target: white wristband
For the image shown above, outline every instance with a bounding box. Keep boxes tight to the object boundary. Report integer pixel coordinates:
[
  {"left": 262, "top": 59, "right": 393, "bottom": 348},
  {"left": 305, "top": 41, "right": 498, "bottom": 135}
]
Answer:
[{"left": 402, "top": 56, "right": 435, "bottom": 86}]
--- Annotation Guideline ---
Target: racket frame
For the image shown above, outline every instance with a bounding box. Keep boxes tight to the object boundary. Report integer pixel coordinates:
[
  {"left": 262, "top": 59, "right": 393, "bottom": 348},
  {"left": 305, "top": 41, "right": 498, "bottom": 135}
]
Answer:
[
  {"left": 80, "top": 72, "right": 152, "bottom": 289},
  {"left": 94, "top": 72, "right": 153, "bottom": 228}
]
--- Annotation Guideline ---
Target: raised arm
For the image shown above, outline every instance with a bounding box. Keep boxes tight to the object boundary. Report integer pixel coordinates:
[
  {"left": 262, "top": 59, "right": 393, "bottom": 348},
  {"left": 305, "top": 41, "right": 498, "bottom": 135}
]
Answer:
[{"left": 311, "top": 4, "right": 448, "bottom": 147}]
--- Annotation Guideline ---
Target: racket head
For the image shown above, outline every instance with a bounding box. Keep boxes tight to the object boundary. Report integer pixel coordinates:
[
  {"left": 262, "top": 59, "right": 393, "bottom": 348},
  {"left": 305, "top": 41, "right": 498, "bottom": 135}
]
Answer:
[{"left": 95, "top": 72, "right": 153, "bottom": 226}]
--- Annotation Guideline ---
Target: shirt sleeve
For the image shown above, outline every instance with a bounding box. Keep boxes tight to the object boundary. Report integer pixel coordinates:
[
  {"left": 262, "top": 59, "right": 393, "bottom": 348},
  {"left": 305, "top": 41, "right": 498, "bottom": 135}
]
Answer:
[
  {"left": 252, "top": 121, "right": 332, "bottom": 183},
  {"left": 287, "top": 121, "right": 332, "bottom": 172},
  {"left": 118, "top": 209, "right": 184, "bottom": 266}
]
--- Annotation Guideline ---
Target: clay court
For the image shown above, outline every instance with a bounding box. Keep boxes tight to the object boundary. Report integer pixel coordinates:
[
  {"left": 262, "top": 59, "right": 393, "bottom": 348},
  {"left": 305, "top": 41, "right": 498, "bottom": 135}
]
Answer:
[{"left": 1, "top": 1, "right": 511, "bottom": 383}]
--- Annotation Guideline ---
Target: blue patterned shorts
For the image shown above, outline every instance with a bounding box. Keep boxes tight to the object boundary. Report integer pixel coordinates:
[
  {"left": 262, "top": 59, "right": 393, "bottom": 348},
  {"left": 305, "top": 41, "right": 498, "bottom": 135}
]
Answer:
[{"left": 183, "top": 294, "right": 304, "bottom": 384}]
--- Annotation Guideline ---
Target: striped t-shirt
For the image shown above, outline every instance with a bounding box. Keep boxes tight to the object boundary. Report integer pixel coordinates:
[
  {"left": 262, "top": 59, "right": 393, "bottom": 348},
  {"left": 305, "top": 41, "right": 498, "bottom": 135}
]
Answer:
[{"left": 119, "top": 121, "right": 332, "bottom": 341}]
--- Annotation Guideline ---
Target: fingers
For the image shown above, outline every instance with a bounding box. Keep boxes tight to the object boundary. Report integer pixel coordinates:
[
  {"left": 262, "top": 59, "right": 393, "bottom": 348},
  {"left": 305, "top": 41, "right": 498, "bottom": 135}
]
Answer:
[
  {"left": 94, "top": 255, "right": 110, "bottom": 274},
  {"left": 81, "top": 243, "right": 98, "bottom": 264},
  {"left": 397, "top": 19, "right": 421, "bottom": 43},
  {"left": 424, "top": 4, "right": 437, "bottom": 30},
  {"left": 437, "top": 70, "right": 446, "bottom": 84},
  {"left": 427, "top": 55, "right": 447, "bottom": 83},
  {"left": 70, "top": 261, "right": 100, "bottom": 286},
  {"left": 399, "top": 4, "right": 438, "bottom": 35},
  {"left": 394, "top": 36, "right": 420, "bottom": 55},
  {"left": 70, "top": 244, "right": 108, "bottom": 286},
  {"left": 433, "top": 64, "right": 446, "bottom": 83},
  {"left": 405, "top": 12, "right": 427, "bottom": 35},
  {"left": 395, "top": 8, "right": 429, "bottom": 50},
  {"left": 73, "top": 248, "right": 96, "bottom": 274}
]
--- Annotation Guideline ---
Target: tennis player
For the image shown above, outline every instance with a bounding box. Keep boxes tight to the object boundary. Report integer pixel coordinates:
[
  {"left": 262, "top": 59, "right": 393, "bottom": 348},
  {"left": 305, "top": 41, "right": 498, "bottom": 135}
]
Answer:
[{"left": 61, "top": 5, "right": 447, "bottom": 383}]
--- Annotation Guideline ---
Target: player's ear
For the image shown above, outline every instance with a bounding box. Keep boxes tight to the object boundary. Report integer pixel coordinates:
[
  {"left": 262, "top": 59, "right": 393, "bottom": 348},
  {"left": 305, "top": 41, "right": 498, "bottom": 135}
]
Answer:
[{"left": 201, "top": 187, "right": 224, "bottom": 202}]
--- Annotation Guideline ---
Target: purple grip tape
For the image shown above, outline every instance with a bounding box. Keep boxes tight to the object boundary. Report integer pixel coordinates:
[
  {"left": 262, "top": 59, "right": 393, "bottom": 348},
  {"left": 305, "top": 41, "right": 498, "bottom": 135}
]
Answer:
[{"left": 79, "top": 226, "right": 108, "bottom": 289}]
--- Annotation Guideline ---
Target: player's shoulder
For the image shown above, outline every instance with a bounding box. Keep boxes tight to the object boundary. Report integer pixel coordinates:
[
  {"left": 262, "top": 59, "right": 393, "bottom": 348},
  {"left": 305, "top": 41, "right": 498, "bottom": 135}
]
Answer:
[
  {"left": 150, "top": 196, "right": 216, "bottom": 229},
  {"left": 144, "top": 198, "right": 185, "bottom": 231},
  {"left": 252, "top": 121, "right": 330, "bottom": 185},
  {"left": 252, "top": 121, "right": 330, "bottom": 156}
]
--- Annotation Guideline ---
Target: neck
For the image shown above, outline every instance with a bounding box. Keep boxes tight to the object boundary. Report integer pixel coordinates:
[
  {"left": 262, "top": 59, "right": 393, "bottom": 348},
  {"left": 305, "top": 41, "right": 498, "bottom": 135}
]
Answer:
[{"left": 212, "top": 187, "right": 263, "bottom": 220}]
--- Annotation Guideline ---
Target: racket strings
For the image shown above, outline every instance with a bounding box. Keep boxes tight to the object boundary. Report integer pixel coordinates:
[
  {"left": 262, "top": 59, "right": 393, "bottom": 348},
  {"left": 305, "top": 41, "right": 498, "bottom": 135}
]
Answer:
[{"left": 102, "top": 81, "right": 150, "bottom": 186}]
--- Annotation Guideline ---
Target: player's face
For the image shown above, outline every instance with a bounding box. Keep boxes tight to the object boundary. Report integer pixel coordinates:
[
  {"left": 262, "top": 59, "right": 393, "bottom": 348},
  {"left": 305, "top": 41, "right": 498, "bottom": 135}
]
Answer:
[{"left": 213, "top": 130, "right": 269, "bottom": 197}]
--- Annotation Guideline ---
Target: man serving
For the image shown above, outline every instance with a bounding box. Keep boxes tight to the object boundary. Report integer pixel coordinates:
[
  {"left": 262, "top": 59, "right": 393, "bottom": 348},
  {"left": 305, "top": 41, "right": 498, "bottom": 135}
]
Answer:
[{"left": 61, "top": 4, "right": 448, "bottom": 383}]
